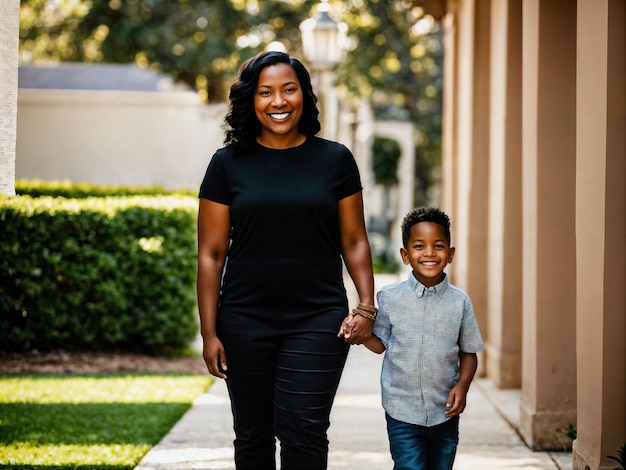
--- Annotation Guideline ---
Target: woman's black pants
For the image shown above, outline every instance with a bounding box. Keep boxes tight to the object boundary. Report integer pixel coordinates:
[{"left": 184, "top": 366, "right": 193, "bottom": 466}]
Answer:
[{"left": 219, "top": 307, "right": 349, "bottom": 470}]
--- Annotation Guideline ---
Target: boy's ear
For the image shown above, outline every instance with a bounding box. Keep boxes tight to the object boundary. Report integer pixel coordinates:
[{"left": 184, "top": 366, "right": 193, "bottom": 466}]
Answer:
[
  {"left": 400, "top": 247, "right": 410, "bottom": 265},
  {"left": 447, "top": 246, "right": 456, "bottom": 263}
]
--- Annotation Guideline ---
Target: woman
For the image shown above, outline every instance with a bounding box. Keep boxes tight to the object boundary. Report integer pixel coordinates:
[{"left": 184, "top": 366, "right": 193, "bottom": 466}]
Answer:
[{"left": 197, "top": 50, "right": 375, "bottom": 470}]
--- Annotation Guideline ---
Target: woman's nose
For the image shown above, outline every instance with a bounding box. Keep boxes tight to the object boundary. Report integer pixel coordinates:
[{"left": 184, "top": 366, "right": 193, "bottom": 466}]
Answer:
[{"left": 272, "top": 93, "right": 285, "bottom": 106}]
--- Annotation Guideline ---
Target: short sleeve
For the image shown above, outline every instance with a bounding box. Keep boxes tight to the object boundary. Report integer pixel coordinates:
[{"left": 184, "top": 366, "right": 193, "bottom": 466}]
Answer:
[
  {"left": 373, "top": 289, "right": 392, "bottom": 348},
  {"left": 198, "top": 147, "right": 231, "bottom": 205},
  {"left": 459, "top": 297, "right": 484, "bottom": 353},
  {"left": 335, "top": 145, "right": 362, "bottom": 201}
]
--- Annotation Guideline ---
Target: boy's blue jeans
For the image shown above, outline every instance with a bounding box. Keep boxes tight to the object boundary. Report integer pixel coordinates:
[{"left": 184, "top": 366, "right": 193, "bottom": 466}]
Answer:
[{"left": 386, "top": 413, "right": 459, "bottom": 470}]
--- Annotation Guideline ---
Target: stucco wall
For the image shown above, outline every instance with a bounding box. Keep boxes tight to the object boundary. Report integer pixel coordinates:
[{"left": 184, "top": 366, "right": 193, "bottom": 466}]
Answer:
[
  {"left": 16, "top": 88, "right": 227, "bottom": 191},
  {"left": 0, "top": 0, "right": 19, "bottom": 195}
]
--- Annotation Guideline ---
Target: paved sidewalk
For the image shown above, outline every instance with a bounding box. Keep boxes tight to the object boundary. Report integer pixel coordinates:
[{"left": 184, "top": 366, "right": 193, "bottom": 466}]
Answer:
[
  {"left": 136, "top": 273, "right": 573, "bottom": 469},
  {"left": 135, "top": 344, "right": 573, "bottom": 470}
]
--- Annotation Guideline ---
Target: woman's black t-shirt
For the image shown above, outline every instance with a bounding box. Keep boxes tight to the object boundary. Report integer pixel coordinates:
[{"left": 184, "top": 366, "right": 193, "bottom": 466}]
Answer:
[{"left": 198, "top": 136, "right": 362, "bottom": 314}]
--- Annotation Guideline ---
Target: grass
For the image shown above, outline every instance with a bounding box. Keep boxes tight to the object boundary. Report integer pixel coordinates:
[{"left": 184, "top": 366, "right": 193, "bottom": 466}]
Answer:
[{"left": 0, "top": 374, "right": 213, "bottom": 469}]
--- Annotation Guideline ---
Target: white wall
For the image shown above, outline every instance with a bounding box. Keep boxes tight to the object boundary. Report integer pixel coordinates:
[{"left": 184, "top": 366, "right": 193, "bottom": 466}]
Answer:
[
  {"left": 16, "top": 89, "right": 227, "bottom": 191},
  {"left": 0, "top": 0, "right": 19, "bottom": 196}
]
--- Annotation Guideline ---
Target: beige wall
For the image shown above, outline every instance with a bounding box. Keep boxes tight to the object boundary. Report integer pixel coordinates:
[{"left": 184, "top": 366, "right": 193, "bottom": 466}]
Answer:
[
  {"left": 16, "top": 89, "right": 227, "bottom": 191},
  {"left": 445, "top": 0, "right": 492, "bottom": 377},
  {"left": 486, "top": 0, "right": 522, "bottom": 389},
  {"left": 0, "top": 0, "right": 19, "bottom": 196}
]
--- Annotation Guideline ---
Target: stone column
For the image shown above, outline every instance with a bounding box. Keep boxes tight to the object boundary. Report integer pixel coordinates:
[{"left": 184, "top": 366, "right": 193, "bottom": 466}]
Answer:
[
  {"left": 447, "top": 0, "right": 491, "bottom": 375},
  {"left": 519, "top": 0, "right": 578, "bottom": 449},
  {"left": 573, "top": 0, "right": 626, "bottom": 468},
  {"left": 440, "top": 2, "right": 459, "bottom": 224},
  {"left": 486, "top": 0, "right": 523, "bottom": 389}
]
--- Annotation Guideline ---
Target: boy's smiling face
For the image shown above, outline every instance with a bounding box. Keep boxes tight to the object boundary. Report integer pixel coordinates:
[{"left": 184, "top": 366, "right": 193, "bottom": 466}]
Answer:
[{"left": 400, "top": 221, "right": 455, "bottom": 287}]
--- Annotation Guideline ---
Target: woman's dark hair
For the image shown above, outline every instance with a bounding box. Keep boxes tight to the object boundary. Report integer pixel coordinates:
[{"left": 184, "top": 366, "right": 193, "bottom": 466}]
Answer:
[{"left": 224, "top": 51, "right": 321, "bottom": 153}]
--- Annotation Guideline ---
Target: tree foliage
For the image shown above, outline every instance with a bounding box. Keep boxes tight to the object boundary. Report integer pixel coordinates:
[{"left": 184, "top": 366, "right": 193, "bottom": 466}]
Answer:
[
  {"left": 338, "top": 0, "right": 443, "bottom": 202},
  {"left": 372, "top": 136, "right": 401, "bottom": 187},
  {"left": 19, "top": 0, "right": 319, "bottom": 102},
  {"left": 18, "top": 0, "right": 443, "bottom": 201}
]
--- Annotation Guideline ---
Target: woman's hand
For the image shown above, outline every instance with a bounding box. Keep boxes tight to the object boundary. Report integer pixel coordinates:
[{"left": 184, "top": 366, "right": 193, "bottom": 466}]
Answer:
[
  {"left": 338, "top": 313, "right": 373, "bottom": 345},
  {"left": 202, "top": 334, "right": 227, "bottom": 379}
]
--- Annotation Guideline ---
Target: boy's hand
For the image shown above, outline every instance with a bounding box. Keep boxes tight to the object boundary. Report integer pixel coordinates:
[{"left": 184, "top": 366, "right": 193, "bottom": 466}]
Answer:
[
  {"left": 445, "top": 384, "right": 468, "bottom": 417},
  {"left": 337, "top": 315, "right": 353, "bottom": 338}
]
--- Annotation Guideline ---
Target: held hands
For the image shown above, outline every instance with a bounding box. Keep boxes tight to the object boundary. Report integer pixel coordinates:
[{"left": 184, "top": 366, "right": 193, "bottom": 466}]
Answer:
[
  {"left": 337, "top": 313, "right": 373, "bottom": 345},
  {"left": 202, "top": 335, "right": 227, "bottom": 379},
  {"left": 445, "top": 384, "right": 468, "bottom": 418}
]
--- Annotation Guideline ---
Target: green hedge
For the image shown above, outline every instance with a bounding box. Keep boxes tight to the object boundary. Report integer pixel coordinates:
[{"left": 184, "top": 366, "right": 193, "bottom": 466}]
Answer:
[
  {"left": 0, "top": 194, "right": 199, "bottom": 355},
  {"left": 15, "top": 179, "right": 196, "bottom": 198}
]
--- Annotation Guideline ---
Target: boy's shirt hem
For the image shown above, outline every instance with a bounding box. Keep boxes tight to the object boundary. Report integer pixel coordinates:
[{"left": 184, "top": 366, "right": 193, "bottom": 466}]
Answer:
[{"left": 373, "top": 272, "right": 483, "bottom": 427}]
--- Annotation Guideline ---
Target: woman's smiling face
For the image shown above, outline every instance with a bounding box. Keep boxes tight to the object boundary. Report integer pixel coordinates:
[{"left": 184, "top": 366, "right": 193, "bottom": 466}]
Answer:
[{"left": 254, "top": 63, "right": 304, "bottom": 147}]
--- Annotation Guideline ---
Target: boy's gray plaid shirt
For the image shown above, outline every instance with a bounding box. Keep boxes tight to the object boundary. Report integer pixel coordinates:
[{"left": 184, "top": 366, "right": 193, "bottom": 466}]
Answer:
[{"left": 373, "top": 273, "right": 483, "bottom": 427}]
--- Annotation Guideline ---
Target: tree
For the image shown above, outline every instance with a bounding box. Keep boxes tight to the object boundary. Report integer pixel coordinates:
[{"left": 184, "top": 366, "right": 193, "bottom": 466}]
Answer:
[
  {"left": 18, "top": 0, "right": 443, "bottom": 200},
  {"left": 18, "top": 0, "right": 319, "bottom": 102},
  {"left": 337, "top": 0, "right": 443, "bottom": 205}
]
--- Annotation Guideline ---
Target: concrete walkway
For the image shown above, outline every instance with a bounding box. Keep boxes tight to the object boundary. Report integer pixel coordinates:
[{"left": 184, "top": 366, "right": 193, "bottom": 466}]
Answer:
[
  {"left": 135, "top": 344, "right": 573, "bottom": 470},
  {"left": 136, "top": 273, "right": 574, "bottom": 469}
]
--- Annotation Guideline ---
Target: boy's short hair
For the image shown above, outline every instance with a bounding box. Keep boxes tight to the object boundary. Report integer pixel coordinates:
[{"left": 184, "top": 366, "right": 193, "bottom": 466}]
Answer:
[{"left": 401, "top": 207, "right": 452, "bottom": 247}]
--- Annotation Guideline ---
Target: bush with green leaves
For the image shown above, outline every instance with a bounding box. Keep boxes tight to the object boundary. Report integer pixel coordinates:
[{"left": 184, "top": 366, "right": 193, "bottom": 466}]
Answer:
[
  {"left": 0, "top": 193, "right": 199, "bottom": 355},
  {"left": 15, "top": 178, "right": 195, "bottom": 198}
]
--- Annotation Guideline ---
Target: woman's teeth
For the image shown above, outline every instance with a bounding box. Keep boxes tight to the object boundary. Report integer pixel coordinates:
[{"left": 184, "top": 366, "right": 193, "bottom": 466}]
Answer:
[{"left": 271, "top": 112, "right": 290, "bottom": 120}]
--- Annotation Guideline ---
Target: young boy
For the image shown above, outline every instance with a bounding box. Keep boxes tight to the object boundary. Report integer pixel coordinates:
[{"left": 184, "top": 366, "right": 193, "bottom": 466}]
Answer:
[{"left": 341, "top": 206, "right": 483, "bottom": 470}]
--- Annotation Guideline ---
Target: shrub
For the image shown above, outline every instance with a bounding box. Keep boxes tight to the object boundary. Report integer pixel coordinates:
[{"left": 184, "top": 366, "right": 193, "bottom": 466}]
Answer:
[
  {"left": 14, "top": 179, "right": 196, "bottom": 198},
  {"left": 0, "top": 194, "right": 198, "bottom": 355}
]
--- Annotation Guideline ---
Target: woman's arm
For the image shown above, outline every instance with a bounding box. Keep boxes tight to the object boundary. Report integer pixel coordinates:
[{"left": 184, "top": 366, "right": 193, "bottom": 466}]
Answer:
[
  {"left": 338, "top": 191, "right": 375, "bottom": 345},
  {"left": 197, "top": 198, "right": 231, "bottom": 378},
  {"left": 338, "top": 316, "right": 385, "bottom": 353}
]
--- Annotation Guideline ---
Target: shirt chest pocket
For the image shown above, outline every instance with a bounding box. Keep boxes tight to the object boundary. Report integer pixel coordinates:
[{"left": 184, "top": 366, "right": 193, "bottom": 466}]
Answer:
[{"left": 423, "top": 299, "right": 462, "bottom": 344}]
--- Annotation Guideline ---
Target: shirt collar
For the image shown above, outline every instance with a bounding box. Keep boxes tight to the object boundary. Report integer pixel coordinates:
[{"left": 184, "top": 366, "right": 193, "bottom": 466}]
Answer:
[{"left": 407, "top": 271, "right": 449, "bottom": 298}]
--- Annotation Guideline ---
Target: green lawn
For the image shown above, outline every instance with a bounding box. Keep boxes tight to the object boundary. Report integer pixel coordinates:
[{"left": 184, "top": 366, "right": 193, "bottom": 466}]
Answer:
[{"left": 0, "top": 374, "right": 212, "bottom": 469}]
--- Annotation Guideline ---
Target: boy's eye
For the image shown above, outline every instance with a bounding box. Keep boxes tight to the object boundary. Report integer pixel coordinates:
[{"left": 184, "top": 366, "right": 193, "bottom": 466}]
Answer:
[
  {"left": 414, "top": 244, "right": 423, "bottom": 249},
  {"left": 436, "top": 244, "right": 445, "bottom": 249}
]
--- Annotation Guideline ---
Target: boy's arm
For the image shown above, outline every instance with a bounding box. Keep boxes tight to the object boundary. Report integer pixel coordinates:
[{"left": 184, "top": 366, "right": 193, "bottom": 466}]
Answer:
[
  {"left": 363, "top": 335, "right": 386, "bottom": 354},
  {"left": 445, "top": 352, "right": 478, "bottom": 418}
]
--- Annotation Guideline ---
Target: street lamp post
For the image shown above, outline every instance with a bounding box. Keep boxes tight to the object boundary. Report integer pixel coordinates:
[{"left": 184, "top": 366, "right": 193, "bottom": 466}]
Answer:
[{"left": 299, "top": 0, "right": 346, "bottom": 140}]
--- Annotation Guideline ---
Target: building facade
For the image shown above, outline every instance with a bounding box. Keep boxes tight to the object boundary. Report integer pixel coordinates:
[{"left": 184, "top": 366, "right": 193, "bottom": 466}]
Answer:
[
  {"left": 16, "top": 63, "right": 225, "bottom": 191},
  {"left": 431, "top": 0, "right": 625, "bottom": 469}
]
